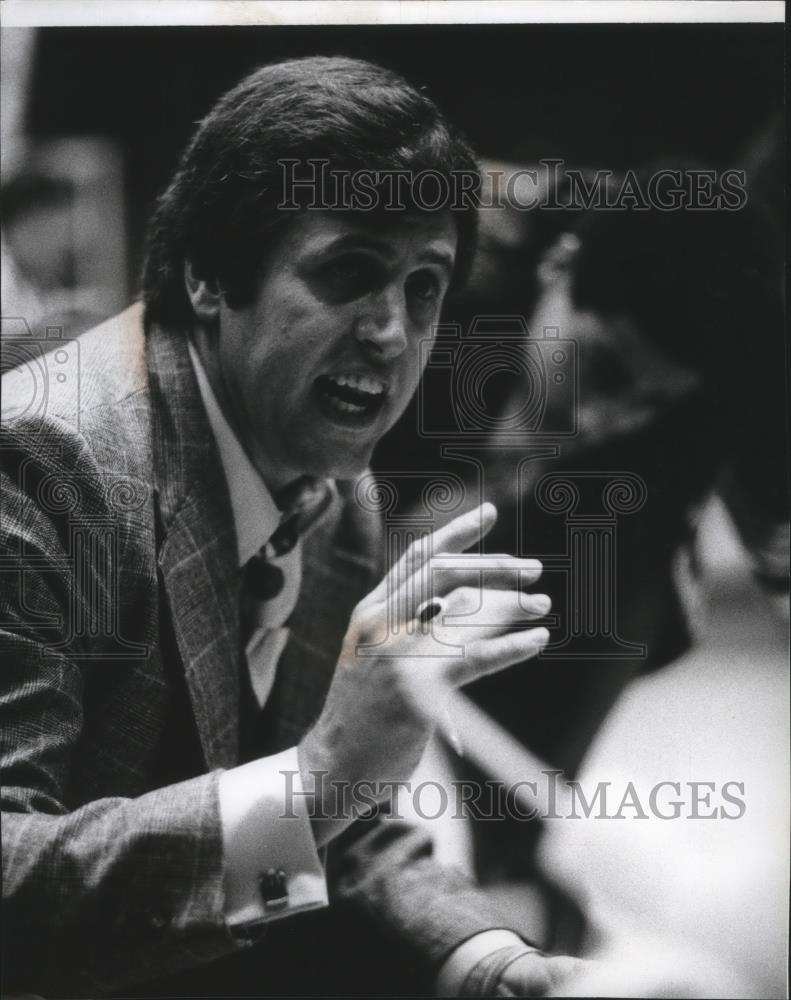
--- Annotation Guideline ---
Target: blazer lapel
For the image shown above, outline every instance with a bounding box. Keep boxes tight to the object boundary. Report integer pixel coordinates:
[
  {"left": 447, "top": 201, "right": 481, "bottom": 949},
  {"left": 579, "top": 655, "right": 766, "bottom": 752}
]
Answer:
[{"left": 147, "top": 322, "right": 241, "bottom": 770}]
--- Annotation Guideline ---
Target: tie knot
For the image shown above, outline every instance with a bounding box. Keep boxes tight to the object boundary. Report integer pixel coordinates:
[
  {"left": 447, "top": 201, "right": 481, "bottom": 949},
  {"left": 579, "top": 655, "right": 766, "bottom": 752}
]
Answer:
[
  {"left": 274, "top": 475, "right": 326, "bottom": 515},
  {"left": 244, "top": 478, "right": 332, "bottom": 606},
  {"left": 263, "top": 477, "right": 333, "bottom": 561}
]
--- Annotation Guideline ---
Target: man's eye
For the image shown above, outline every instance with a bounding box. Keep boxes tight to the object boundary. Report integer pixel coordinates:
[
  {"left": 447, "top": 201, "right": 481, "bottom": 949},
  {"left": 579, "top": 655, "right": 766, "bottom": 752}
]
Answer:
[
  {"left": 406, "top": 270, "right": 441, "bottom": 304},
  {"left": 319, "top": 255, "right": 380, "bottom": 302}
]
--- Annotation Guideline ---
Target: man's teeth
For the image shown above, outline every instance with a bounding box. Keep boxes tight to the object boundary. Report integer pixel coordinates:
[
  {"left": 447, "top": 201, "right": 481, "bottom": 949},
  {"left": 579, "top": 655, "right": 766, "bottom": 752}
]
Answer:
[
  {"left": 327, "top": 373, "right": 385, "bottom": 396},
  {"left": 333, "top": 399, "right": 367, "bottom": 414},
  {"left": 318, "top": 372, "right": 388, "bottom": 419}
]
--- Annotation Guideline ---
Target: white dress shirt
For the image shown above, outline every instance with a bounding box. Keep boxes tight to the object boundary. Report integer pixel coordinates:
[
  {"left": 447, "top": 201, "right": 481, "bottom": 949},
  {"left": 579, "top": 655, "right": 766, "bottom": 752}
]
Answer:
[{"left": 188, "top": 342, "right": 328, "bottom": 927}]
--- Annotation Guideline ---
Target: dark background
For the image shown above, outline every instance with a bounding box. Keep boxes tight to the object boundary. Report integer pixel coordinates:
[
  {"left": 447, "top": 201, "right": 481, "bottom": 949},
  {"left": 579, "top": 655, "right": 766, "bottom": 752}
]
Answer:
[{"left": 26, "top": 23, "right": 784, "bottom": 296}]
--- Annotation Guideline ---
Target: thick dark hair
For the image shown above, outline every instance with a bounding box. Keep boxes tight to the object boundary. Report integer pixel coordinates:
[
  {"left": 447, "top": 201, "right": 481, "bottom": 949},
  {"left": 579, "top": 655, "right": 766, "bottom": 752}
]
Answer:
[{"left": 141, "top": 56, "right": 480, "bottom": 327}]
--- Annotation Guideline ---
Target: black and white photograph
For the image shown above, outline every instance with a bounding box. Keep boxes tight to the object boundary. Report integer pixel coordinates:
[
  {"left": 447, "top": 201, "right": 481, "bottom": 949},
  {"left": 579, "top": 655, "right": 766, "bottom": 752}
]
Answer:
[{"left": 1, "top": 2, "right": 787, "bottom": 997}]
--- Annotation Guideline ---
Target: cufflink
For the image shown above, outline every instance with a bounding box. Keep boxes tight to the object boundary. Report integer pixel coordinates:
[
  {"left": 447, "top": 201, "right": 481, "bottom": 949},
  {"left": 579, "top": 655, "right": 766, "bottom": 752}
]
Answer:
[{"left": 258, "top": 868, "right": 288, "bottom": 912}]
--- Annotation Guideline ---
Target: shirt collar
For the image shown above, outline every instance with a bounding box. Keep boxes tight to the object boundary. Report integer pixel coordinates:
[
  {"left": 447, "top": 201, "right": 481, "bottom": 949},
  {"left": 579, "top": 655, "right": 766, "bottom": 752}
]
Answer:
[{"left": 187, "top": 340, "right": 280, "bottom": 567}]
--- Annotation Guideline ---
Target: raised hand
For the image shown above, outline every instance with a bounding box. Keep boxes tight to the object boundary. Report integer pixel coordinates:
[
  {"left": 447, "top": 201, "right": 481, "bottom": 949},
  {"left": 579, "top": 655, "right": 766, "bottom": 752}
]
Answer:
[{"left": 298, "top": 502, "right": 550, "bottom": 844}]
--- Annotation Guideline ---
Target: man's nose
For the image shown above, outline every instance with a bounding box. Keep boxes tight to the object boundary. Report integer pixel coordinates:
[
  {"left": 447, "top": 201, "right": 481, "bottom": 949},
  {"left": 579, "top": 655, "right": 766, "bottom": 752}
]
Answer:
[{"left": 353, "top": 289, "right": 408, "bottom": 361}]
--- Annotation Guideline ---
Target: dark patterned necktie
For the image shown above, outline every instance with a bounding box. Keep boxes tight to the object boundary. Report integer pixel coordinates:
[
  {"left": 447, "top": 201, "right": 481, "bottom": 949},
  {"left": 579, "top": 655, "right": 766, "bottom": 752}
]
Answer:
[
  {"left": 239, "top": 477, "right": 334, "bottom": 758},
  {"left": 243, "top": 475, "right": 333, "bottom": 610}
]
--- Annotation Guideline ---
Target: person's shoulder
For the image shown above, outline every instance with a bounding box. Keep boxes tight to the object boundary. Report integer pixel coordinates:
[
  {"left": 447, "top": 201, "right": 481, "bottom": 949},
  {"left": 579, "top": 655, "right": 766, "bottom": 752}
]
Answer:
[
  {"left": 1, "top": 303, "right": 153, "bottom": 491},
  {"left": 1, "top": 302, "right": 148, "bottom": 432}
]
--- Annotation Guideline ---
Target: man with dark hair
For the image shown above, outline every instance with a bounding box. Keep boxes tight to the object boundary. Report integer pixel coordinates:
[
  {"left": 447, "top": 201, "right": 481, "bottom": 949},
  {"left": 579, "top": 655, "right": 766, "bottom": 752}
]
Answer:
[
  {"left": 141, "top": 57, "right": 480, "bottom": 328},
  {"left": 1, "top": 57, "right": 580, "bottom": 997}
]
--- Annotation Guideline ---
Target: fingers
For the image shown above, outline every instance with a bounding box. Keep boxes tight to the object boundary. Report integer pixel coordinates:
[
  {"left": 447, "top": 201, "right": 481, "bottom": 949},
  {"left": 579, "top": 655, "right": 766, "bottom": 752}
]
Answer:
[
  {"left": 424, "top": 500, "right": 498, "bottom": 556},
  {"left": 427, "top": 587, "right": 551, "bottom": 631},
  {"left": 499, "top": 953, "right": 588, "bottom": 997},
  {"left": 379, "top": 553, "right": 545, "bottom": 618},
  {"left": 353, "top": 586, "right": 550, "bottom": 674},
  {"left": 422, "top": 556, "right": 544, "bottom": 600},
  {"left": 445, "top": 626, "right": 550, "bottom": 687},
  {"left": 362, "top": 503, "right": 498, "bottom": 609},
  {"left": 379, "top": 556, "right": 544, "bottom": 623}
]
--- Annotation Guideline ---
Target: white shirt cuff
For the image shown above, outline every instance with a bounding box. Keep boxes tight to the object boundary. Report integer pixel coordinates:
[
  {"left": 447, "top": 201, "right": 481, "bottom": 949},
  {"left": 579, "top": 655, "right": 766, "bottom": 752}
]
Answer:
[
  {"left": 219, "top": 747, "right": 328, "bottom": 927},
  {"left": 436, "top": 929, "right": 527, "bottom": 996}
]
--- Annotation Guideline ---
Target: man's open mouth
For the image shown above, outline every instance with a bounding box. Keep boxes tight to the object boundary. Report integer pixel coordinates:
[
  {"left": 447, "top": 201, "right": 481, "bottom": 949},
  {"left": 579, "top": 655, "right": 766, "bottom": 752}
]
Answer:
[{"left": 315, "top": 373, "right": 388, "bottom": 425}]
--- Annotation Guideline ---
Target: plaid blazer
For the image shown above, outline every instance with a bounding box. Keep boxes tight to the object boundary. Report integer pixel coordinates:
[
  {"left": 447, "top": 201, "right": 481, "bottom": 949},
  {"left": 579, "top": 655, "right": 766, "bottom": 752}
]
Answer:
[{"left": 0, "top": 306, "right": 507, "bottom": 996}]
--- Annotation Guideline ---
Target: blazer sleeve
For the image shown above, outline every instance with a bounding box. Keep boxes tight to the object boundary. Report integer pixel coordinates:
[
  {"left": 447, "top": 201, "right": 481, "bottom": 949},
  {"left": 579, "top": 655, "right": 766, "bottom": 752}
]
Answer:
[
  {"left": 0, "top": 428, "right": 246, "bottom": 996},
  {"left": 329, "top": 812, "right": 518, "bottom": 982}
]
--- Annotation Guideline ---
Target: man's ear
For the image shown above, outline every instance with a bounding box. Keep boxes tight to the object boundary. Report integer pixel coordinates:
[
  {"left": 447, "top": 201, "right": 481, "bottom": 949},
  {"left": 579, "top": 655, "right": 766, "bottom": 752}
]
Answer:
[
  {"left": 184, "top": 260, "right": 222, "bottom": 323},
  {"left": 536, "top": 233, "right": 581, "bottom": 288}
]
